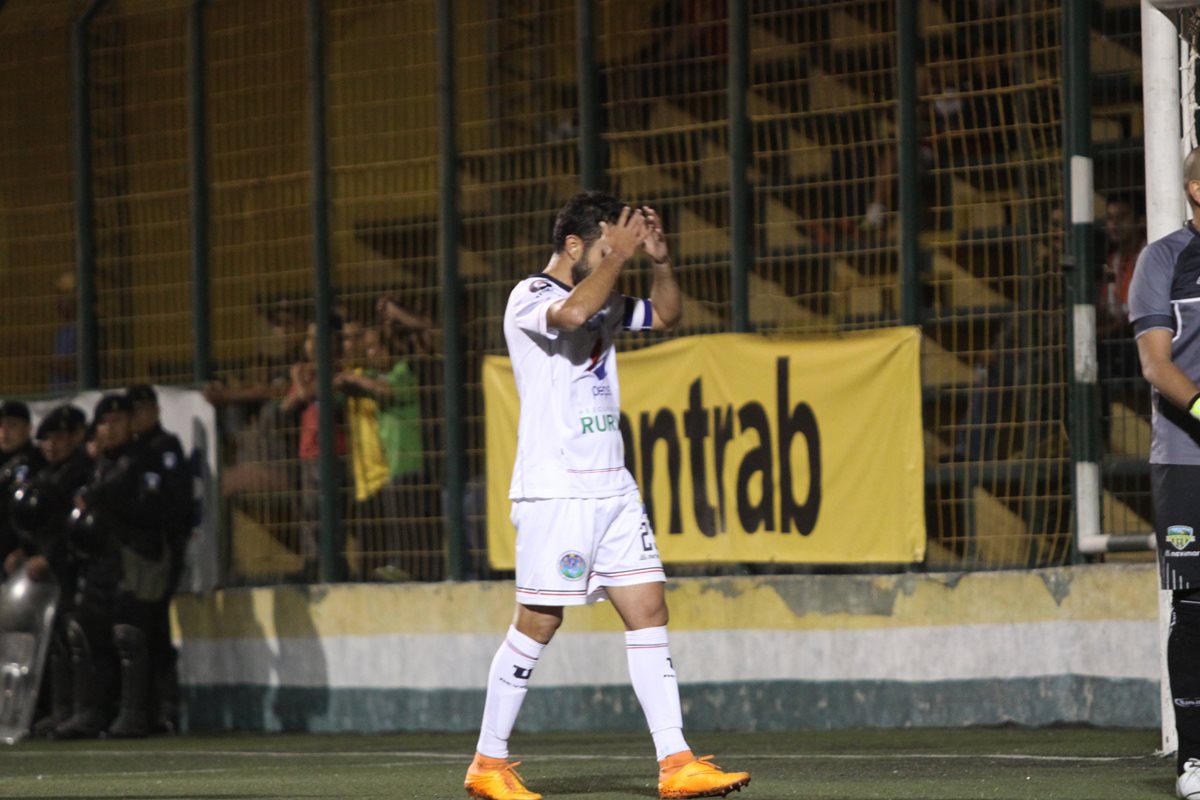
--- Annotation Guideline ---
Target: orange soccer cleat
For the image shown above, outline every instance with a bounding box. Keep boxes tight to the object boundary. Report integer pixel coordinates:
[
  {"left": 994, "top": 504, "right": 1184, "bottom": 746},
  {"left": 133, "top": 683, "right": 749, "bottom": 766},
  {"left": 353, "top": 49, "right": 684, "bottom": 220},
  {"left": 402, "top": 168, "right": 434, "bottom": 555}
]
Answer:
[
  {"left": 464, "top": 753, "right": 543, "bottom": 800},
  {"left": 657, "top": 751, "right": 751, "bottom": 799}
]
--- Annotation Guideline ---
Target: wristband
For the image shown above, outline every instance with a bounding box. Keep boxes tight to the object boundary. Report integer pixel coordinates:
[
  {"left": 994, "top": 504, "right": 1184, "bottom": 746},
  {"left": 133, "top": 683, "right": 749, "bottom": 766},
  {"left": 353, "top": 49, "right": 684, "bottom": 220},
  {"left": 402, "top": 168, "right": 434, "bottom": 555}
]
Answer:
[{"left": 1189, "top": 392, "right": 1200, "bottom": 421}]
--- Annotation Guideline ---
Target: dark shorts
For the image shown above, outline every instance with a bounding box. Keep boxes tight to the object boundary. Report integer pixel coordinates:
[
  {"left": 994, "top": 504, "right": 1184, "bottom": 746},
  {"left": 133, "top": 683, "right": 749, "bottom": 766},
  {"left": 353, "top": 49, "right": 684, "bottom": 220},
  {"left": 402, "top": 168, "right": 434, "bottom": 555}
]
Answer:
[{"left": 1153, "top": 464, "right": 1200, "bottom": 590}]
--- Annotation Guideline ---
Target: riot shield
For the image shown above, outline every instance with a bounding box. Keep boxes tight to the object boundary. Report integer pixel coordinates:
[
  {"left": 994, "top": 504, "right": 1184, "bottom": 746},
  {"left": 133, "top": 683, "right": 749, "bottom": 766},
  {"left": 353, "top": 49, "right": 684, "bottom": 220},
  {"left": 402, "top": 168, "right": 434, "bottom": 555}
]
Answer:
[{"left": 0, "top": 570, "right": 59, "bottom": 744}]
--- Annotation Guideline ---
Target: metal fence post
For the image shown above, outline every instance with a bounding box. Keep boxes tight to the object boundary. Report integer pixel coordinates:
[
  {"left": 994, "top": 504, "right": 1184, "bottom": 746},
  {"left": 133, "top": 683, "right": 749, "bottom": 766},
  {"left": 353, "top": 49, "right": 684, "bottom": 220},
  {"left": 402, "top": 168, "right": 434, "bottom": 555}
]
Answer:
[
  {"left": 189, "top": 0, "right": 211, "bottom": 383},
  {"left": 72, "top": 0, "right": 109, "bottom": 390},
  {"left": 897, "top": 0, "right": 922, "bottom": 326},
  {"left": 307, "top": 0, "right": 343, "bottom": 583},
  {"left": 728, "top": 0, "right": 750, "bottom": 332},
  {"left": 439, "top": 0, "right": 466, "bottom": 581},
  {"left": 1063, "top": 0, "right": 1100, "bottom": 561},
  {"left": 576, "top": 0, "right": 600, "bottom": 191}
]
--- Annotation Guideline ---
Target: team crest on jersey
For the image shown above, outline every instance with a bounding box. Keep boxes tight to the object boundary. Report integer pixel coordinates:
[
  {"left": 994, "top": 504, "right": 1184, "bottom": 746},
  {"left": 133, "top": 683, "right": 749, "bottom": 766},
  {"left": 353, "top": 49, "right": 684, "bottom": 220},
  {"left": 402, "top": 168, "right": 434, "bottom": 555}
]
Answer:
[
  {"left": 1168, "top": 525, "right": 1196, "bottom": 550},
  {"left": 558, "top": 551, "right": 587, "bottom": 581}
]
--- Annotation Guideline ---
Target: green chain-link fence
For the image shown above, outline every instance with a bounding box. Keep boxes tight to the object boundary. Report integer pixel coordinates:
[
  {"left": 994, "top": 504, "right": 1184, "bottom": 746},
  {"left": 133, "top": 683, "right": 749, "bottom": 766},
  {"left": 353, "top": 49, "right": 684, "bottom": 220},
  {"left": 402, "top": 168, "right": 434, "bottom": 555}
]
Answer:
[{"left": 0, "top": 0, "right": 1156, "bottom": 583}]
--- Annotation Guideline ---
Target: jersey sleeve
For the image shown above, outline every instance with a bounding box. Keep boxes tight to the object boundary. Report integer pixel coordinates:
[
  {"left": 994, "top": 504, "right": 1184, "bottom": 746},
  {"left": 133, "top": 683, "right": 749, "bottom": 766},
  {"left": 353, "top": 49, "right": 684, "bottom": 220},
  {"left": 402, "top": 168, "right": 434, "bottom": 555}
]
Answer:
[
  {"left": 510, "top": 280, "right": 561, "bottom": 339},
  {"left": 621, "top": 295, "right": 654, "bottom": 331},
  {"left": 1128, "top": 242, "right": 1177, "bottom": 338}
]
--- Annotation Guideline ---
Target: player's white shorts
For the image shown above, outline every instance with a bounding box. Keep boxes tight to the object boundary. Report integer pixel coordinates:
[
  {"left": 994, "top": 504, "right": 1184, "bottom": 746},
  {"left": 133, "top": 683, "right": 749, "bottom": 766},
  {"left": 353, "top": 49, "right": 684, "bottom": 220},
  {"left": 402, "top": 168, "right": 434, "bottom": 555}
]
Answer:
[{"left": 512, "top": 491, "right": 665, "bottom": 606}]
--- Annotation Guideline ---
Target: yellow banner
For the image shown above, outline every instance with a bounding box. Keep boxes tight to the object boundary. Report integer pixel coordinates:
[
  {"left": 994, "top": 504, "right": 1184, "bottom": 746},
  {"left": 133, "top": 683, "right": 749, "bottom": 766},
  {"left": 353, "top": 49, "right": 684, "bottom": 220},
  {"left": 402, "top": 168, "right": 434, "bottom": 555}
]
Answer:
[{"left": 483, "top": 329, "right": 925, "bottom": 567}]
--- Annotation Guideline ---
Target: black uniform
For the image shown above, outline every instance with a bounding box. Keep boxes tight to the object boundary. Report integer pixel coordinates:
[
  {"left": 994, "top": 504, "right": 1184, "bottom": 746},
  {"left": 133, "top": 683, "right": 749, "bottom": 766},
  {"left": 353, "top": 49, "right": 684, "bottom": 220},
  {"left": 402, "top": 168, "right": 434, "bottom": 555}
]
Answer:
[
  {"left": 57, "top": 394, "right": 172, "bottom": 740},
  {"left": 1129, "top": 220, "right": 1200, "bottom": 778},
  {"left": 0, "top": 441, "right": 45, "bottom": 572},
  {"left": 132, "top": 417, "right": 191, "bottom": 732},
  {"left": 134, "top": 422, "right": 191, "bottom": 585},
  {"left": 10, "top": 445, "right": 92, "bottom": 598}
]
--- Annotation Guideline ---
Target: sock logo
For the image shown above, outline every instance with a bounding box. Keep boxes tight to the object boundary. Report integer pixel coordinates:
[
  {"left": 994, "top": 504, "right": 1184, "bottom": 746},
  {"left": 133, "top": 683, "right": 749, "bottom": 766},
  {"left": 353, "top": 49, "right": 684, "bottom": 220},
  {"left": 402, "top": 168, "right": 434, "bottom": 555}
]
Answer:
[{"left": 513, "top": 666, "right": 534, "bottom": 680}]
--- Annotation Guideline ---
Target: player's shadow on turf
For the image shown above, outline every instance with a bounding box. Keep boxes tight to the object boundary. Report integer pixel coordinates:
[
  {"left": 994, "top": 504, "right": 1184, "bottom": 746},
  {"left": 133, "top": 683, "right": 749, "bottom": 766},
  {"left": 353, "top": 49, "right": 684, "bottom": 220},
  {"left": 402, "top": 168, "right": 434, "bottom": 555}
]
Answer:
[
  {"left": 271, "top": 584, "right": 330, "bottom": 731},
  {"left": 177, "top": 587, "right": 273, "bottom": 730},
  {"left": 533, "top": 775, "right": 652, "bottom": 796}
]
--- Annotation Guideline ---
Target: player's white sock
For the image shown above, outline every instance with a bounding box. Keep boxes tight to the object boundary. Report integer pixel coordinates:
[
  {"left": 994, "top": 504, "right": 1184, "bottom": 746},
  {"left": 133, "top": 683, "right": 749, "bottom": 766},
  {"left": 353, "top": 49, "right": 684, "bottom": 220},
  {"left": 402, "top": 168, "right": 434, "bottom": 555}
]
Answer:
[
  {"left": 475, "top": 626, "right": 545, "bottom": 759},
  {"left": 625, "top": 625, "right": 689, "bottom": 760}
]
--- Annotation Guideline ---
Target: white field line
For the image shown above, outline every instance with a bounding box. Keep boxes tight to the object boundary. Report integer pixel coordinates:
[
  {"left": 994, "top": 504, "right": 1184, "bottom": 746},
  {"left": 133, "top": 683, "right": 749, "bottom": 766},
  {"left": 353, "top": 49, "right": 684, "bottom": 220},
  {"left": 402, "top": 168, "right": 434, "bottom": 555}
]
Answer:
[{"left": 53, "top": 749, "right": 1156, "bottom": 764}]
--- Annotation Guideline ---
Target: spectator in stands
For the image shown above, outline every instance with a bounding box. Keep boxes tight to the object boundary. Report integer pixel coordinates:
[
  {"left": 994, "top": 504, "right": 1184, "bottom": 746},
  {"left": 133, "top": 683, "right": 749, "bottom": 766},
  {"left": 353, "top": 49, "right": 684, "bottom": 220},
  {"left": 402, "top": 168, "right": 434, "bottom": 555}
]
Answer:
[
  {"left": 370, "top": 297, "right": 430, "bottom": 483},
  {"left": 951, "top": 203, "right": 1064, "bottom": 462},
  {"left": 617, "top": 0, "right": 727, "bottom": 130},
  {"left": 1098, "top": 192, "right": 1148, "bottom": 446},
  {"left": 49, "top": 271, "right": 77, "bottom": 391},
  {"left": 205, "top": 296, "right": 305, "bottom": 500},
  {"left": 283, "top": 317, "right": 347, "bottom": 577},
  {"left": 335, "top": 300, "right": 431, "bottom": 580},
  {"left": 862, "top": 26, "right": 1014, "bottom": 233},
  {"left": 202, "top": 295, "right": 305, "bottom": 430}
]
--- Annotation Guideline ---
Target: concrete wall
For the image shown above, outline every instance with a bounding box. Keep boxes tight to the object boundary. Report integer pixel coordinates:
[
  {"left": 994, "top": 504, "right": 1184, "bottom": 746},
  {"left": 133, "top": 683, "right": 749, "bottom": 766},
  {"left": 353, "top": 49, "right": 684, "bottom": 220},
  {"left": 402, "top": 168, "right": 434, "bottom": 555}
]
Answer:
[{"left": 174, "top": 563, "right": 1162, "bottom": 732}]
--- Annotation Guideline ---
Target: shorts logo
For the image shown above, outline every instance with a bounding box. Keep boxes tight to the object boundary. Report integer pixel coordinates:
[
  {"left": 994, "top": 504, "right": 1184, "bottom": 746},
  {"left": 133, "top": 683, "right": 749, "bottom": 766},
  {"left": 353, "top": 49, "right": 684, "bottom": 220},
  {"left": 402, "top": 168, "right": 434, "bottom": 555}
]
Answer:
[
  {"left": 558, "top": 551, "right": 587, "bottom": 581},
  {"left": 1168, "top": 526, "right": 1196, "bottom": 551}
]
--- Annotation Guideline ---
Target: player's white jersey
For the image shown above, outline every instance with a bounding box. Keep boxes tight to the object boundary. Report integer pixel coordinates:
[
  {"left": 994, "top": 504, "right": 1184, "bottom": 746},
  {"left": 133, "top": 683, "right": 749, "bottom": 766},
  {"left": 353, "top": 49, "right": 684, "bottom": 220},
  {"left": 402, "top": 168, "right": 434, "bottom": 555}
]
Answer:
[{"left": 504, "top": 273, "right": 654, "bottom": 500}]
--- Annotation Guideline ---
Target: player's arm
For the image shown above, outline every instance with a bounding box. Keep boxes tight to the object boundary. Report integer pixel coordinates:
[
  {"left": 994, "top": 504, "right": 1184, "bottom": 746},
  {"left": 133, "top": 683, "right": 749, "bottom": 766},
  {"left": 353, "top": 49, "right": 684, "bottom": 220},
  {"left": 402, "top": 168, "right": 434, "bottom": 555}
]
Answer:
[
  {"left": 546, "top": 206, "right": 646, "bottom": 332},
  {"left": 1137, "top": 329, "right": 1200, "bottom": 416},
  {"left": 1129, "top": 242, "right": 1199, "bottom": 414},
  {"left": 640, "top": 206, "right": 681, "bottom": 331}
]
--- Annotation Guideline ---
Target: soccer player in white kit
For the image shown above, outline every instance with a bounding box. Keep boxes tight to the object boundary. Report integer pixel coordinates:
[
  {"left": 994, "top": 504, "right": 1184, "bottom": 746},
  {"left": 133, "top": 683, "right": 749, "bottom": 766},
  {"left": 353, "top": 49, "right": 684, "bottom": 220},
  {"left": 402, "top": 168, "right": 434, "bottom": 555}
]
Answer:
[{"left": 464, "top": 192, "right": 751, "bottom": 800}]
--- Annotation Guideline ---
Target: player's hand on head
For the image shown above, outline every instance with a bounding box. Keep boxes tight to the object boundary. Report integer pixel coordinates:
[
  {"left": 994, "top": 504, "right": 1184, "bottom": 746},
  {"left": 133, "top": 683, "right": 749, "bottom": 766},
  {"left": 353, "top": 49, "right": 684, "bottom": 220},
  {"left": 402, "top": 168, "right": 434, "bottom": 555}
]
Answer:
[
  {"left": 599, "top": 206, "right": 647, "bottom": 262},
  {"left": 640, "top": 206, "right": 670, "bottom": 264}
]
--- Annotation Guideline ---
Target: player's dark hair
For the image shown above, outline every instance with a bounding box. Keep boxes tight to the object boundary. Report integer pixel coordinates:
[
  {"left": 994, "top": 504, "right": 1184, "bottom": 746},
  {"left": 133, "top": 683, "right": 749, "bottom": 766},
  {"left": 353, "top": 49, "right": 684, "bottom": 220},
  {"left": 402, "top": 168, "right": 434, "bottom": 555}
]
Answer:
[{"left": 552, "top": 191, "right": 625, "bottom": 252}]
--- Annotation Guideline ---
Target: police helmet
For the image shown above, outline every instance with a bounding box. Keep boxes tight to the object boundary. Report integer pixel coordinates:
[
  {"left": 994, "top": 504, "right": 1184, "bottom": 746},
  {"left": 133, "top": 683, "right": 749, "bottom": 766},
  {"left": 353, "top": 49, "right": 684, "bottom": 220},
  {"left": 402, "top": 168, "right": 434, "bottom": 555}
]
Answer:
[
  {"left": 126, "top": 384, "right": 157, "bottom": 406},
  {"left": 0, "top": 400, "right": 30, "bottom": 423},
  {"left": 36, "top": 406, "right": 83, "bottom": 440},
  {"left": 93, "top": 393, "right": 133, "bottom": 418}
]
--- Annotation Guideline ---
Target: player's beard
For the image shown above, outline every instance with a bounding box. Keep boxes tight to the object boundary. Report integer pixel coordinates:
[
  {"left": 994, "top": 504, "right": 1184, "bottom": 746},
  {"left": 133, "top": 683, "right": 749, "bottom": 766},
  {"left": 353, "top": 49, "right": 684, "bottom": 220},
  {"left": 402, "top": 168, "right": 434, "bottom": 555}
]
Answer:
[{"left": 570, "top": 242, "right": 594, "bottom": 285}]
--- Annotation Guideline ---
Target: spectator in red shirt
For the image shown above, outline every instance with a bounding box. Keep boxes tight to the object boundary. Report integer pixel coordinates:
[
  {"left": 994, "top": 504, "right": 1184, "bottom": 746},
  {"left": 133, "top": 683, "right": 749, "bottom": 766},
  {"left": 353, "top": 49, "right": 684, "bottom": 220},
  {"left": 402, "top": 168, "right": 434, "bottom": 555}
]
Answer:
[{"left": 282, "top": 317, "right": 347, "bottom": 575}]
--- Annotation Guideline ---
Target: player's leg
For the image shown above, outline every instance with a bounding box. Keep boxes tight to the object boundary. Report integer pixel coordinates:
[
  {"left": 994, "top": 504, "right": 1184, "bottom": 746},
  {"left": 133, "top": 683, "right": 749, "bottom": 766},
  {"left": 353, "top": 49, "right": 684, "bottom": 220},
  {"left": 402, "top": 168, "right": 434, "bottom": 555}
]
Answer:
[
  {"left": 467, "top": 497, "right": 594, "bottom": 799},
  {"left": 465, "top": 603, "right": 558, "bottom": 800},
  {"left": 476, "top": 603, "right": 561, "bottom": 759},
  {"left": 1153, "top": 463, "right": 1200, "bottom": 798},
  {"left": 1173, "top": 589, "right": 1200, "bottom": 798},
  {"left": 605, "top": 581, "right": 687, "bottom": 759},
  {"left": 596, "top": 495, "right": 749, "bottom": 798}
]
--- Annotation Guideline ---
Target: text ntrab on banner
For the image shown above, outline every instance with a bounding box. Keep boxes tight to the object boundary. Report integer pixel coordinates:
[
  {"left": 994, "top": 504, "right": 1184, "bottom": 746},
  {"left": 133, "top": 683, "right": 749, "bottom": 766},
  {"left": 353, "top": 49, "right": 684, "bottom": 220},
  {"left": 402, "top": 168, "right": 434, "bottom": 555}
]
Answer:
[{"left": 484, "top": 329, "right": 925, "bottom": 567}]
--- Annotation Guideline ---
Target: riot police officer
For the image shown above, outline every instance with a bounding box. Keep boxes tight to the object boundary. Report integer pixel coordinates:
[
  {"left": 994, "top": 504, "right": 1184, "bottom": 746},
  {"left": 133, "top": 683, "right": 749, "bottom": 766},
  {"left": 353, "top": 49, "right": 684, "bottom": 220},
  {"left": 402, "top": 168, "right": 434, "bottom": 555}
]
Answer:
[
  {"left": 127, "top": 384, "right": 191, "bottom": 732},
  {"left": 9, "top": 405, "right": 92, "bottom": 734},
  {"left": 9, "top": 406, "right": 91, "bottom": 587},
  {"left": 59, "top": 394, "right": 171, "bottom": 739},
  {"left": 0, "top": 400, "right": 45, "bottom": 575}
]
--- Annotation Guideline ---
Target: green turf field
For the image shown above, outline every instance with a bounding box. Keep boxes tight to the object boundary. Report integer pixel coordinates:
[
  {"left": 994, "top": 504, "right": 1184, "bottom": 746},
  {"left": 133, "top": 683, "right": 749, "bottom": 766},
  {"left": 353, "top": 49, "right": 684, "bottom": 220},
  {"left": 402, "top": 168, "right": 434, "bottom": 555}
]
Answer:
[{"left": 0, "top": 728, "right": 1172, "bottom": 799}]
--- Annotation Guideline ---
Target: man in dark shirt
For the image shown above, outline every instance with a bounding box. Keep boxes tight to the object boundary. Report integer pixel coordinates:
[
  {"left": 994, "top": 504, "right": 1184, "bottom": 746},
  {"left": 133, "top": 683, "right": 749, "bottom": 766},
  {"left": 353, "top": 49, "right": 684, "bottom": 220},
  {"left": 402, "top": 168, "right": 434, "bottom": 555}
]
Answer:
[
  {"left": 127, "top": 384, "right": 191, "bottom": 732},
  {"left": 1129, "top": 146, "right": 1200, "bottom": 798},
  {"left": 58, "top": 394, "right": 170, "bottom": 739},
  {"left": 0, "top": 400, "right": 45, "bottom": 575},
  {"left": 9, "top": 405, "right": 92, "bottom": 735}
]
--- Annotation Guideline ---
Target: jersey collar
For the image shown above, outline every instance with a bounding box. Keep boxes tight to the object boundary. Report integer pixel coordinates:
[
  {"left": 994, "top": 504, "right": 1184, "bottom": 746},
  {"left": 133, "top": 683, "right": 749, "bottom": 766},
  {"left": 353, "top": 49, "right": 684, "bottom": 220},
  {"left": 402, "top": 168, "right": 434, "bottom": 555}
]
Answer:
[{"left": 530, "top": 273, "right": 572, "bottom": 292}]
